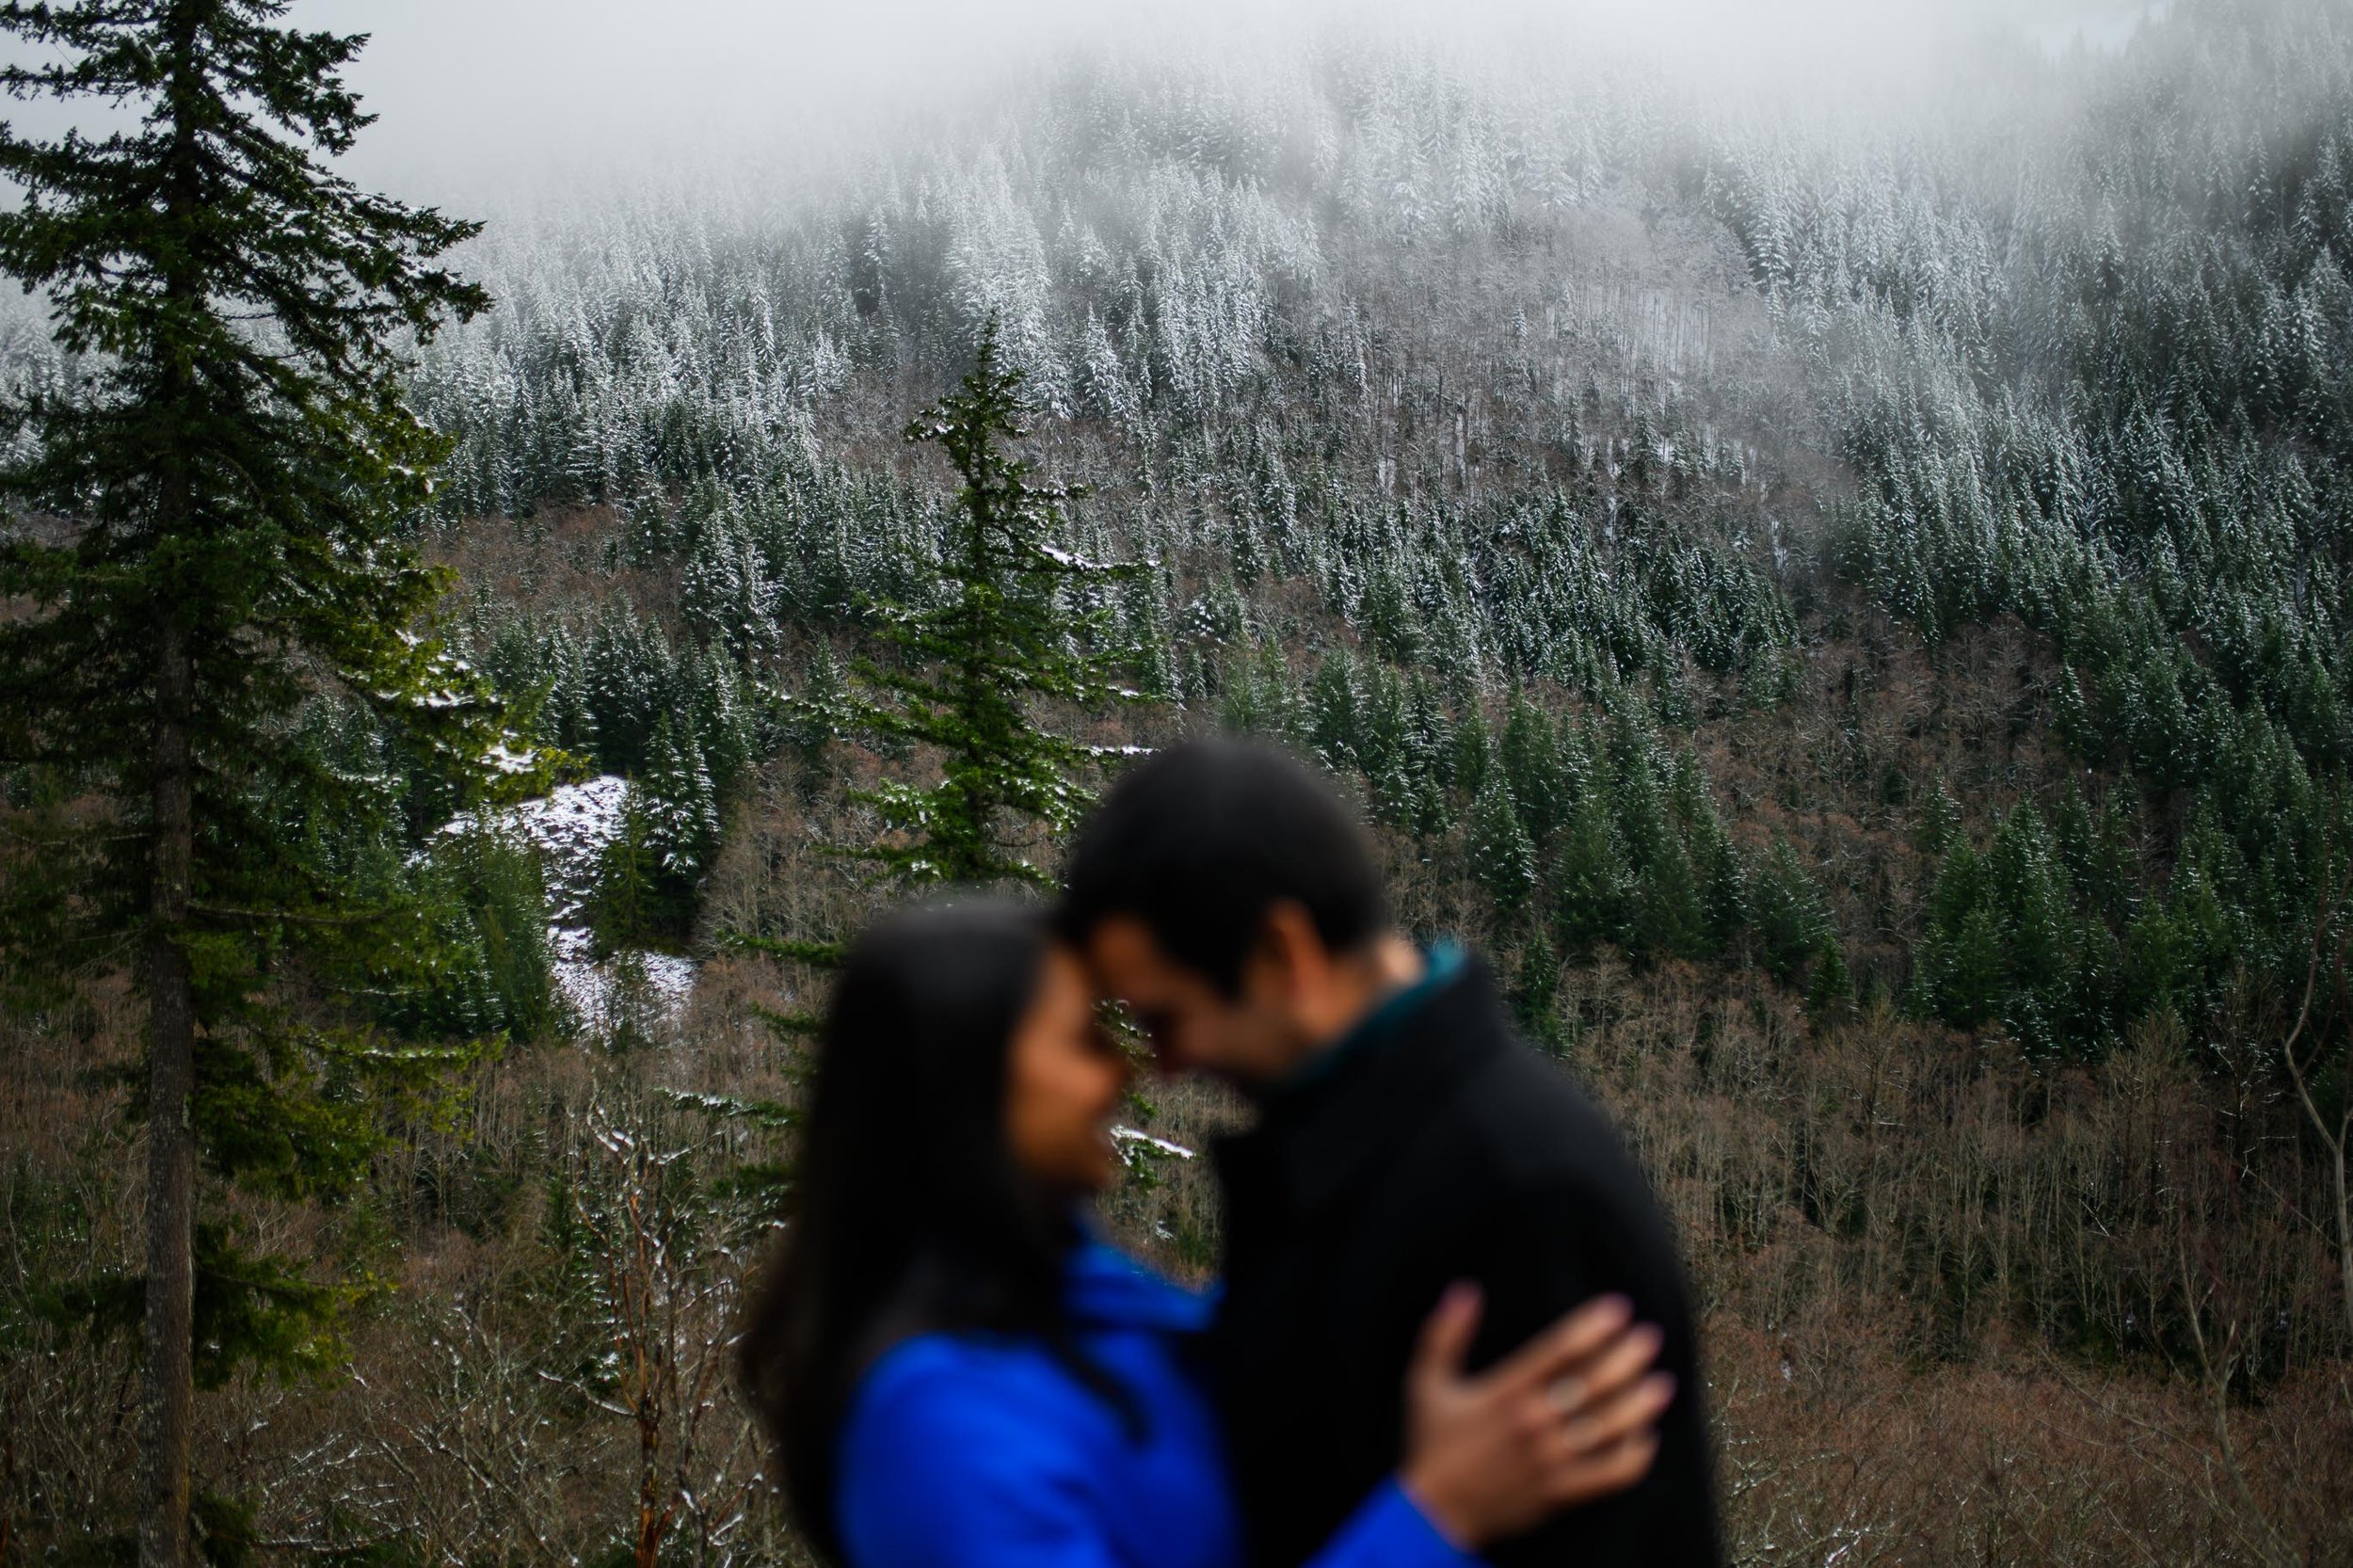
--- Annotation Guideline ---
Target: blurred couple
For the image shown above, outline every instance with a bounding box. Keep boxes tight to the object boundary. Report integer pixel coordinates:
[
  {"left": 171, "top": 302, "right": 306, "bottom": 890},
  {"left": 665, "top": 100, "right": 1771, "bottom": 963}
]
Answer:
[{"left": 742, "top": 740, "right": 1723, "bottom": 1568}]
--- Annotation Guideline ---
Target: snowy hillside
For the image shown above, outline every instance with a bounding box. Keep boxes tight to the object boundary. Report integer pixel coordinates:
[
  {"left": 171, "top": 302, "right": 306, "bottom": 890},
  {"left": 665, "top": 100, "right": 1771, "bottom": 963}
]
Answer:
[{"left": 440, "top": 775, "right": 698, "bottom": 1032}]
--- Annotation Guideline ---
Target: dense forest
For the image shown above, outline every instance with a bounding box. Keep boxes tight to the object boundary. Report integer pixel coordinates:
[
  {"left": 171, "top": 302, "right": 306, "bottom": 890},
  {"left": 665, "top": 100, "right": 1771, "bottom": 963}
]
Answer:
[{"left": 4, "top": 0, "right": 2350, "bottom": 1564}]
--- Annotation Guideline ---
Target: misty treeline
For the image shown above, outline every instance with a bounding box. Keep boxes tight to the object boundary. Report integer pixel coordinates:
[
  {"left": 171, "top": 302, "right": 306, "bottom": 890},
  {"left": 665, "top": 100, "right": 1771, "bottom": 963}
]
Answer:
[
  {"left": 371, "top": 0, "right": 2353, "bottom": 1058},
  {"left": 4, "top": 0, "right": 2351, "bottom": 1563}
]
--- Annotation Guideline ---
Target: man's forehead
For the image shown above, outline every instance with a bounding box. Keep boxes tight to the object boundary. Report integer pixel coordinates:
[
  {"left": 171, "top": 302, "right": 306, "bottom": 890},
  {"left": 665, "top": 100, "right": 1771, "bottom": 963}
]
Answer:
[
  {"left": 1084, "top": 918, "right": 1229, "bottom": 1010},
  {"left": 1082, "top": 914, "right": 1165, "bottom": 975}
]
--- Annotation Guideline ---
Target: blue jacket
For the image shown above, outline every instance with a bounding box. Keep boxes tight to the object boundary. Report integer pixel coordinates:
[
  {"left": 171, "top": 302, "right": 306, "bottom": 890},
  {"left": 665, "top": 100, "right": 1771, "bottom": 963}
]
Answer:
[{"left": 837, "top": 1243, "right": 1473, "bottom": 1568}]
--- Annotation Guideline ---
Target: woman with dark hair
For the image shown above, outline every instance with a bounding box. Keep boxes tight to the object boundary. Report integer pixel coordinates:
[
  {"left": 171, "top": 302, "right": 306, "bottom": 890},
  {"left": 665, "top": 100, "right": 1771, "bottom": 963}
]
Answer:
[{"left": 741, "top": 900, "right": 1673, "bottom": 1568}]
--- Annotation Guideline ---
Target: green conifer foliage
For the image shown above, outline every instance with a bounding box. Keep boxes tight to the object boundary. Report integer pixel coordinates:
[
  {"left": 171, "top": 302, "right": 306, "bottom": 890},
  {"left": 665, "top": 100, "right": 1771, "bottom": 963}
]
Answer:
[
  {"left": 1309, "top": 649, "right": 1363, "bottom": 773},
  {"left": 1500, "top": 692, "right": 1566, "bottom": 843},
  {"left": 588, "top": 800, "right": 672, "bottom": 956},
  {"left": 1750, "top": 835, "right": 1833, "bottom": 983},
  {"left": 1468, "top": 771, "right": 1539, "bottom": 918},
  {"left": 679, "top": 501, "right": 780, "bottom": 659},
  {"left": 1554, "top": 794, "right": 1634, "bottom": 957},
  {"left": 0, "top": 7, "right": 494, "bottom": 1562},
  {"left": 1938, "top": 904, "right": 2010, "bottom": 1030},
  {"left": 834, "top": 319, "right": 1146, "bottom": 888},
  {"left": 1988, "top": 805, "right": 2072, "bottom": 1046},
  {"left": 1804, "top": 932, "right": 1854, "bottom": 1020},
  {"left": 640, "top": 714, "right": 723, "bottom": 887},
  {"left": 1631, "top": 835, "right": 1707, "bottom": 962},
  {"left": 401, "top": 825, "right": 563, "bottom": 1045},
  {"left": 1398, "top": 673, "right": 1455, "bottom": 837},
  {"left": 1120, "top": 568, "right": 1180, "bottom": 700},
  {"left": 1510, "top": 924, "right": 1564, "bottom": 1048},
  {"left": 585, "top": 604, "right": 675, "bottom": 776},
  {"left": 1669, "top": 752, "right": 1742, "bottom": 956},
  {"left": 1449, "top": 702, "right": 1494, "bottom": 798},
  {"left": 1691, "top": 808, "right": 1749, "bottom": 957}
]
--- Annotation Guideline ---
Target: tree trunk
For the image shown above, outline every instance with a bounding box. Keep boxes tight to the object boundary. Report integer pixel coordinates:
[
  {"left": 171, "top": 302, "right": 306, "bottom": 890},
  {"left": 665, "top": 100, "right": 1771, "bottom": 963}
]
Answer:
[
  {"left": 143, "top": 12, "right": 204, "bottom": 1560},
  {"left": 138, "top": 616, "right": 197, "bottom": 1568}
]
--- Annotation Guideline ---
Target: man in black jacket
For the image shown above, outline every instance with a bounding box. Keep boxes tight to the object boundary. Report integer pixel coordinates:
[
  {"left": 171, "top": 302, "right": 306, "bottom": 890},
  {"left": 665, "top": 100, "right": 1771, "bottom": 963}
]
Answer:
[{"left": 1061, "top": 739, "right": 1724, "bottom": 1568}]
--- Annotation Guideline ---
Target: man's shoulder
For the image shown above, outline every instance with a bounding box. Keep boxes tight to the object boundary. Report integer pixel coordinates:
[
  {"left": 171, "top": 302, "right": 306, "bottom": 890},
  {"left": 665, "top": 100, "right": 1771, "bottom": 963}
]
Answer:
[
  {"left": 1394, "top": 1014, "right": 1672, "bottom": 1245},
  {"left": 1462, "top": 1041, "right": 1628, "bottom": 1166},
  {"left": 1401, "top": 990, "right": 1628, "bottom": 1176}
]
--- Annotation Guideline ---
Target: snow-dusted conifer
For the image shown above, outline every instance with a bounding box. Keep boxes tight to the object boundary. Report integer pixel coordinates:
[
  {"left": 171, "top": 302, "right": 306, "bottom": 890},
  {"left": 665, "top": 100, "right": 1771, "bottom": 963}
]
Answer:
[{"left": 828, "top": 319, "right": 1150, "bottom": 888}]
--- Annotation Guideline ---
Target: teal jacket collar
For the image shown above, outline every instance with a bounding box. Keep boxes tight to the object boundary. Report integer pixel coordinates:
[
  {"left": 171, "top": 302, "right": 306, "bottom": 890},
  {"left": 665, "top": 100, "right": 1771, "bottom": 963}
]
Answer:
[{"left": 1267, "top": 940, "right": 1465, "bottom": 1105}]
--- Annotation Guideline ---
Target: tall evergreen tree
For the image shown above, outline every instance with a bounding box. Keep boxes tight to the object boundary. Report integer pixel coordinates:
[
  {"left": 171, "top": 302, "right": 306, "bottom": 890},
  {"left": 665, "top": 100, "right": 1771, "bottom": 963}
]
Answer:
[
  {"left": 639, "top": 712, "right": 723, "bottom": 888},
  {"left": 1309, "top": 648, "right": 1363, "bottom": 773},
  {"left": 0, "top": 8, "right": 492, "bottom": 1564},
  {"left": 1499, "top": 691, "right": 1565, "bottom": 843},
  {"left": 1631, "top": 834, "right": 1707, "bottom": 963},
  {"left": 832, "top": 318, "right": 1144, "bottom": 888},
  {"left": 1554, "top": 793, "right": 1634, "bottom": 957},
  {"left": 1751, "top": 835, "right": 1833, "bottom": 983},
  {"left": 1467, "top": 770, "right": 1538, "bottom": 919}
]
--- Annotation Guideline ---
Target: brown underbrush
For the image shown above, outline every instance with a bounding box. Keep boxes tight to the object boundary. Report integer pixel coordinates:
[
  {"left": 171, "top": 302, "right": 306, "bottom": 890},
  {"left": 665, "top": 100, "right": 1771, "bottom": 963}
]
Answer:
[{"left": 8, "top": 934, "right": 2345, "bottom": 1567}]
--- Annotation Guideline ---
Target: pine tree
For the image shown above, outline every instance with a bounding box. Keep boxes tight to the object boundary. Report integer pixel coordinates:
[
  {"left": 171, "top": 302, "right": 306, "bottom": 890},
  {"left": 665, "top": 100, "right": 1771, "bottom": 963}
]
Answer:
[
  {"left": 833, "top": 318, "right": 1144, "bottom": 888},
  {"left": 1630, "top": 834, "right": 1706, "bottom": 963},
  {"left": 679, "top": 502, "right": 780, "bottom": 658},
  {"left": 1468, "top": 771, "right": 1539, "bottom": 919},
  {"left": 1400, "top": 672, "right": 1455, "bottom": 837},
  {"left": 585, "top": 604, "right": 673, "bottom": 775},
  {"left": 1916, "top": 777, "right": 1964, "bottom": 859},
  {"left": 542, "top": 628, "right": 600, "bottom": 760},
  {"left": 590, "top": 799, "right": 667, "bottom": 954},
  {"left": 1689, "top": 805, "right": 1748, "bottom": 956},
  {"left": 1990, "top": 803, "right": 2071, "bottom": 1039},
  {"left": 1804, "top": 932, "right": 1854, "bottom": 1021},
  {"left": 1499, "top": 692, "right": 1566, "bottom": 843},
  {"left": 788, "top": 645, "right": 848, "bottom": 783},
  {"left": 1916, "top": 840, "right": 2002, "bottom": 1027},
  {"left": 1511, "top": 924, "right": 1564, "bottom": 1049},
  {"left": 1216, "top": 637, "right": 1302, "bottom": 741},
  {"left": 0, "top": 8, "right": 492, "bottom": 1564},
  {"left": 685, "top": 646, "right": 757, "bottom": 799},
  {"left": 1309, "top": 649, "right": 1363, "bottom": 773},
  {"left": 1554, "top": 794, "right": 1633, "bottom": 957},
  {"left": 1938, "top": 904, "right": 2009, "bottom": 1029},
  {"left": 410, "top": 824, "right": 562, "bottom": 1045},
  {"left": 1118, "top": 568, "right": 1179, "bottom": 700},
  {"left": 1751, "top": 835, "right": 1833, "bottom": 983},
  {"left": 639, "top": 714, "right": 723, "bottom": 888},
  {"left": 1667, "top": 751, "right": 1742, "bottom": 957},
  {"left": 1450, "top": 708, "right": 1493, "bottom": 799}
]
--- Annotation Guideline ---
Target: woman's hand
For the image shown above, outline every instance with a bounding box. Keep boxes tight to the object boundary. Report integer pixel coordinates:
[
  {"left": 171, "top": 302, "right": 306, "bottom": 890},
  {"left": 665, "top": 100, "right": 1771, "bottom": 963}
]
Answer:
[{"left": 1397, "top": 1285, "right": 1673, "bottom": 1550}]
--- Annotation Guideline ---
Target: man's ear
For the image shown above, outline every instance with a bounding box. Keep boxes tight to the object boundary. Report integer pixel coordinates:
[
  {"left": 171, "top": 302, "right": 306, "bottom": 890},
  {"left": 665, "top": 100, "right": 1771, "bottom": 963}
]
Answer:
[{"left": 1250, "top": 899, "right": 1332, "bottom": 1002}]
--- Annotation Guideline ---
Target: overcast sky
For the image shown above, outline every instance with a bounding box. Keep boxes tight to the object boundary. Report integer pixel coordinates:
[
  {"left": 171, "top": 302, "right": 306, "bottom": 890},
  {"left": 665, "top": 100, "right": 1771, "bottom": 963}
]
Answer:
[{"left": 5, "top": 1, "right": 2170, "bottom": 198}]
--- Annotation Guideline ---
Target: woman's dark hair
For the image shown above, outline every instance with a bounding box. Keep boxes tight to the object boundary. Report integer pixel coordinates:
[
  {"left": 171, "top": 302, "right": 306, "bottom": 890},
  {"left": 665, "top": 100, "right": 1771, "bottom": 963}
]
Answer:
[{"left": 739, "top": 899, "right": 1105, "bottom": 1558}]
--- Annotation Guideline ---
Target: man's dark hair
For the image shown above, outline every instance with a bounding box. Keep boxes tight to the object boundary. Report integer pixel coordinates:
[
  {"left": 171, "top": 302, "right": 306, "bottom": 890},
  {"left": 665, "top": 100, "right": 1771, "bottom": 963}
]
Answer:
[{"left": 1059, "top": 739, "right": 1388, "bottom": 994}]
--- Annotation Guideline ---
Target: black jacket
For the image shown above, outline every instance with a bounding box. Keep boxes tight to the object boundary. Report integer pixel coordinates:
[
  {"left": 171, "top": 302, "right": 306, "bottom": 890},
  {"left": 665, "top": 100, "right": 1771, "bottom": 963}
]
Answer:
[{"left": 1207, "top": 958, "right": 1724, "bottom": 1568}]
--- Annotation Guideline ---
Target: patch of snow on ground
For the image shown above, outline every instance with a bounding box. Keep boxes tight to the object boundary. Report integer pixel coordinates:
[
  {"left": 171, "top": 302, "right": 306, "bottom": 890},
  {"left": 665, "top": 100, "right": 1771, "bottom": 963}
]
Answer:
[
  {"left": 445, "top": 775, "right": 697, "bottom": 1035},
  {"left": 556, "top": 949, "right": 700, "bottom": 1036},
  {"left": 446, "top": 774, "right": 630, "bottom": 926}
]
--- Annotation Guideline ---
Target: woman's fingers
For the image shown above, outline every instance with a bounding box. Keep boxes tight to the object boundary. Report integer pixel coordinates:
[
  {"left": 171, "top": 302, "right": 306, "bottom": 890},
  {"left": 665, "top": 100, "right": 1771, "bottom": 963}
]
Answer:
[
  {"left": 1557, "top": 1320, "right": 1665, "bottom": 1409},
  {"left": 1512, "top": 1313, "right": 1660, "bottom": 1418},
  {"left": 1559, "top": 1371, "right": 1676, "bottom": 1456},
  {"left": 1409, "top": 1282, "right": 1485, "bottom": 1393},
  {"left": 1398, "top": 1291, "right": 1673, "bottom": 1545},
  {"left": 1489, "top": 1293, "right": 1636, "bottom": 1393},
  {"left": 1548, "top": 1431, "right": 1661, "bottom": 1507}
]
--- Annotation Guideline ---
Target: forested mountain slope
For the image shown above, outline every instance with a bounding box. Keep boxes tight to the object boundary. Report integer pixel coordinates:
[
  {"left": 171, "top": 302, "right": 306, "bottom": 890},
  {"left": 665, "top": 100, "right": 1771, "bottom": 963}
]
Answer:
[
  {"left": 4, "top": 1, "right": 2348, "bottom": 1562},
  {"left": 359, "top": 0, "right": 2353, "bottom": 1055}
]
